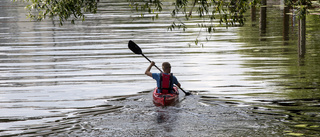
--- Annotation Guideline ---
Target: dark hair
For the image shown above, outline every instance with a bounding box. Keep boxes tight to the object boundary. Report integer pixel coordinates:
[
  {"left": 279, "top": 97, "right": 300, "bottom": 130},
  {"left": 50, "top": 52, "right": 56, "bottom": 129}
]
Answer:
[{"left": 162, "top": 62, "right": 171, "bottom": 71}]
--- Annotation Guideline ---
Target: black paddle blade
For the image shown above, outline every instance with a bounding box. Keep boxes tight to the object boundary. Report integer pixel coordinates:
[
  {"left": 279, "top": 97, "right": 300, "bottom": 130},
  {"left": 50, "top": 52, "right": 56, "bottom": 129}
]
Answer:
[
  {"left": 185, "top": 92, "right": 192, "bottom": 96},
  {"left": 128, "top": 40, "right": 142, "bottom": 54}
]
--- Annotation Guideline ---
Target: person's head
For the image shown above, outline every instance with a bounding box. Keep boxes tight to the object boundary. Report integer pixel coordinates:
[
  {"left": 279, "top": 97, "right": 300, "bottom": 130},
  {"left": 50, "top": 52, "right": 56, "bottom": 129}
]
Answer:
[{"left": 162, "top": 62, "right": 171, "bottom": 73}]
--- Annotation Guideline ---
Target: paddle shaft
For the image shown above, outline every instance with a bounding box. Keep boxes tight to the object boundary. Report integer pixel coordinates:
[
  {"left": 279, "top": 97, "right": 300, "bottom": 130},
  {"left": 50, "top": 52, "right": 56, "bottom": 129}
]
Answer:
[
  {"left": 142, "top": 54, "right": 162, "bottom": 72},
  {"left": 142, "top": 54, "right": 189, "bottom": 95}
]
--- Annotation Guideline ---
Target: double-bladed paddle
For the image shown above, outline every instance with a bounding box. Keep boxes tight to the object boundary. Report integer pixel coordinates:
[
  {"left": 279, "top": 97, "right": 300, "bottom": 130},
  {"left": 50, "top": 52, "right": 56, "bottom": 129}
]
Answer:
[{"left": 128, "top": 40, "right": 191, "bottom": 96}]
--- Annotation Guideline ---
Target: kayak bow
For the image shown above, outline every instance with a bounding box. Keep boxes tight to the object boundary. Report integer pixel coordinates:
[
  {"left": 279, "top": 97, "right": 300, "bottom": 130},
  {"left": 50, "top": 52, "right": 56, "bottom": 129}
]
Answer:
[{"left": 153, "top": 87, "right": 179, "bottom": 106}]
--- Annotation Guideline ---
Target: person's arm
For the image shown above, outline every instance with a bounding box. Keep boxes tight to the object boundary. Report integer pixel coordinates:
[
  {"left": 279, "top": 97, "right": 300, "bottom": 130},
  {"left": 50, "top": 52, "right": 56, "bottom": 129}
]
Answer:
[
  {"left": 173, "top": 76, "right": 181, "bottom": 88},
  {"left": 176, "top": 82, "right": 181, "bottom": 88},
  {"left": 145, "top": 61, "right": 155, "bottom": 77}
]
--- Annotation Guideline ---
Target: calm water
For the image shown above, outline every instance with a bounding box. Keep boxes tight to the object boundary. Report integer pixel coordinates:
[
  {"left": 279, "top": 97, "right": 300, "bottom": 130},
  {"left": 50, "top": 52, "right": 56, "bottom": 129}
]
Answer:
[{"left": 1, "top": 0, "right": 320, "bottom": 136}]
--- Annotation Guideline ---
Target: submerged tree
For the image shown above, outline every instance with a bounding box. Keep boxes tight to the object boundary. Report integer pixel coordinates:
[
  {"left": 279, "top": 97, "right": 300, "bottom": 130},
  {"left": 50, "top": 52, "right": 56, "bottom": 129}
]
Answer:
[
  {"left": 129, "top": 0, "right": 259, "bottom": 31},
  {"left": 287, "top": 0, "right": 313, "bottom": 18},
  {"left": 13, "top": 0, "right": 319, "bottom": 34},
  {"left": 14, "top": 0, "right": 259, "bottom": 28}
]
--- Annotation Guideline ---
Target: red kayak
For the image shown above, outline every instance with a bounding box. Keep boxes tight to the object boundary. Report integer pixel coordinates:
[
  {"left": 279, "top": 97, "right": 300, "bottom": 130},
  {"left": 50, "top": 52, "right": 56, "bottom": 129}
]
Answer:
[{"left": 153, "top": 87, "right": 179, "bottom": 106}]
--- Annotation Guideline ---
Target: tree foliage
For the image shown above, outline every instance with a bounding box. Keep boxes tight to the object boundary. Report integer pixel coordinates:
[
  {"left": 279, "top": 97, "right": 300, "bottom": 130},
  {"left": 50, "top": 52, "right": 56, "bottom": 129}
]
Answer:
[
  {"left": 14, "top": 0, "right": 317, "bottom": 29},
  {"left": 129, "top": 0, "right": 260, "bottom": 32},
  {"left": 286, "top": 0, "right": 313, "bottom": 19},
  {"left": 14, "top": 0, "right": 98, "bottom": 26}
]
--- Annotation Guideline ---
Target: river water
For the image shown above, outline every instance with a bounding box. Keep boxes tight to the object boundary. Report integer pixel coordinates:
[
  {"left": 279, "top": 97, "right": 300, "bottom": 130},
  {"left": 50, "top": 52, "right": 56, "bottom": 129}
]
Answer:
[{"left": 1, "top": 0, "right": 320, "bottom": 136}]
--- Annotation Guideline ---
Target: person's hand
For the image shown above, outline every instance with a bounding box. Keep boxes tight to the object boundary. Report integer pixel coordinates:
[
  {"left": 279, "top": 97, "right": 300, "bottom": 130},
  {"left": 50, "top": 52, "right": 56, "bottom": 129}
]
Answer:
[{"left": 150, "top": 61, "right": 155, "bottom": 66}]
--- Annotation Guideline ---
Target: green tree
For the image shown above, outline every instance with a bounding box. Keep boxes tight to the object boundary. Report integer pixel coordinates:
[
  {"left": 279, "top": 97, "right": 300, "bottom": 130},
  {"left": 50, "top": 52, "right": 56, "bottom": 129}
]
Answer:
[
  {"left": 14, "top": 0, "right": 318, "bottom": 30},
  {"left": 286, "top": 0, "right": 313, "bottom": 18},
  {"left": 15, "top": 0, "right": 259, "bottom": 27},
  {"left": 129, "top": 0, "right": 259, "bottom": 31},
  {"left": 14, "top": 0, "right": 99, "bottom": 26}
]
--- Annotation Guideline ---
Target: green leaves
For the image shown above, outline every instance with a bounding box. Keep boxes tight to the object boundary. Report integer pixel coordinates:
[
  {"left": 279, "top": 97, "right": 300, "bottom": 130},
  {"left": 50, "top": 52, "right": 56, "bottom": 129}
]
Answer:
[
  {"left": 16, "top": 0, "right": 255, "bottom": 28},
  {"left": 168, "top": 22, "right": 186, "bottom": 31},
  {"left": 15, "top": 0, "right": 314, "bottom": 36},
  {"left": 128, "top": 0, "right": 163, "bottom": 18},
  {"left": 15, "top": 0, "right": 98, "bottom": 26},
  {"left": 287, "top": 0, "right": 312, "bottom": 19}
]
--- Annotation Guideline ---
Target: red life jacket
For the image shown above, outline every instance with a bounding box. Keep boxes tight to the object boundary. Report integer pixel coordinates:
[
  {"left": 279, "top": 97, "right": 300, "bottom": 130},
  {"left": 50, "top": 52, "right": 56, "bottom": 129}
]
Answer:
[{"left": 159, "top": 73, "right": 173, "bottom": 94}]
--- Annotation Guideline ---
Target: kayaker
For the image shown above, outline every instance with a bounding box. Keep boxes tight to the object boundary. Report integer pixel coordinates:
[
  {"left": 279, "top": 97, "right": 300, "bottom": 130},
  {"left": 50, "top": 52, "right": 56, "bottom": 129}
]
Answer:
[{"left": 145, "top": 61, "right": 181, "bottom": 93}]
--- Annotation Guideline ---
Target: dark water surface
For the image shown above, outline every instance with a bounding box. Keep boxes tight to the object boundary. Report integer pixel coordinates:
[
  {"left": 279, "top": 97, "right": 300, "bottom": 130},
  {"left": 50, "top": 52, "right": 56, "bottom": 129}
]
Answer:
[{"left": 1, "top": 0, "right": 320, "bottom": 136}]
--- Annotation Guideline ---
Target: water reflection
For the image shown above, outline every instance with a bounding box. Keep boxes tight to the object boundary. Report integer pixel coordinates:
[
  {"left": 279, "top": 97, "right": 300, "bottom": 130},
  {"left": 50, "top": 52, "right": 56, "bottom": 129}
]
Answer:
[
  {"left": 238, "top": 3, "right": 320, "bottom": 136},
  {"left": 260, "top": 0, "right": 267, "bottom": 37},
  {"left": 155, "top": 108, "right": 179, "bottom": 134}
]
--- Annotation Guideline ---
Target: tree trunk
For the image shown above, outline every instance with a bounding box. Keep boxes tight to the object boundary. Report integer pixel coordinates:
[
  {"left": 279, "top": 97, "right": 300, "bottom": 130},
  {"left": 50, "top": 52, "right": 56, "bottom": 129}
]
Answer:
[
  {"left": 260, "top": 0, "right": 267, "bottom": 40},
  {"left": 298, "top": 16, "right": 306, "bottom": 57}
]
